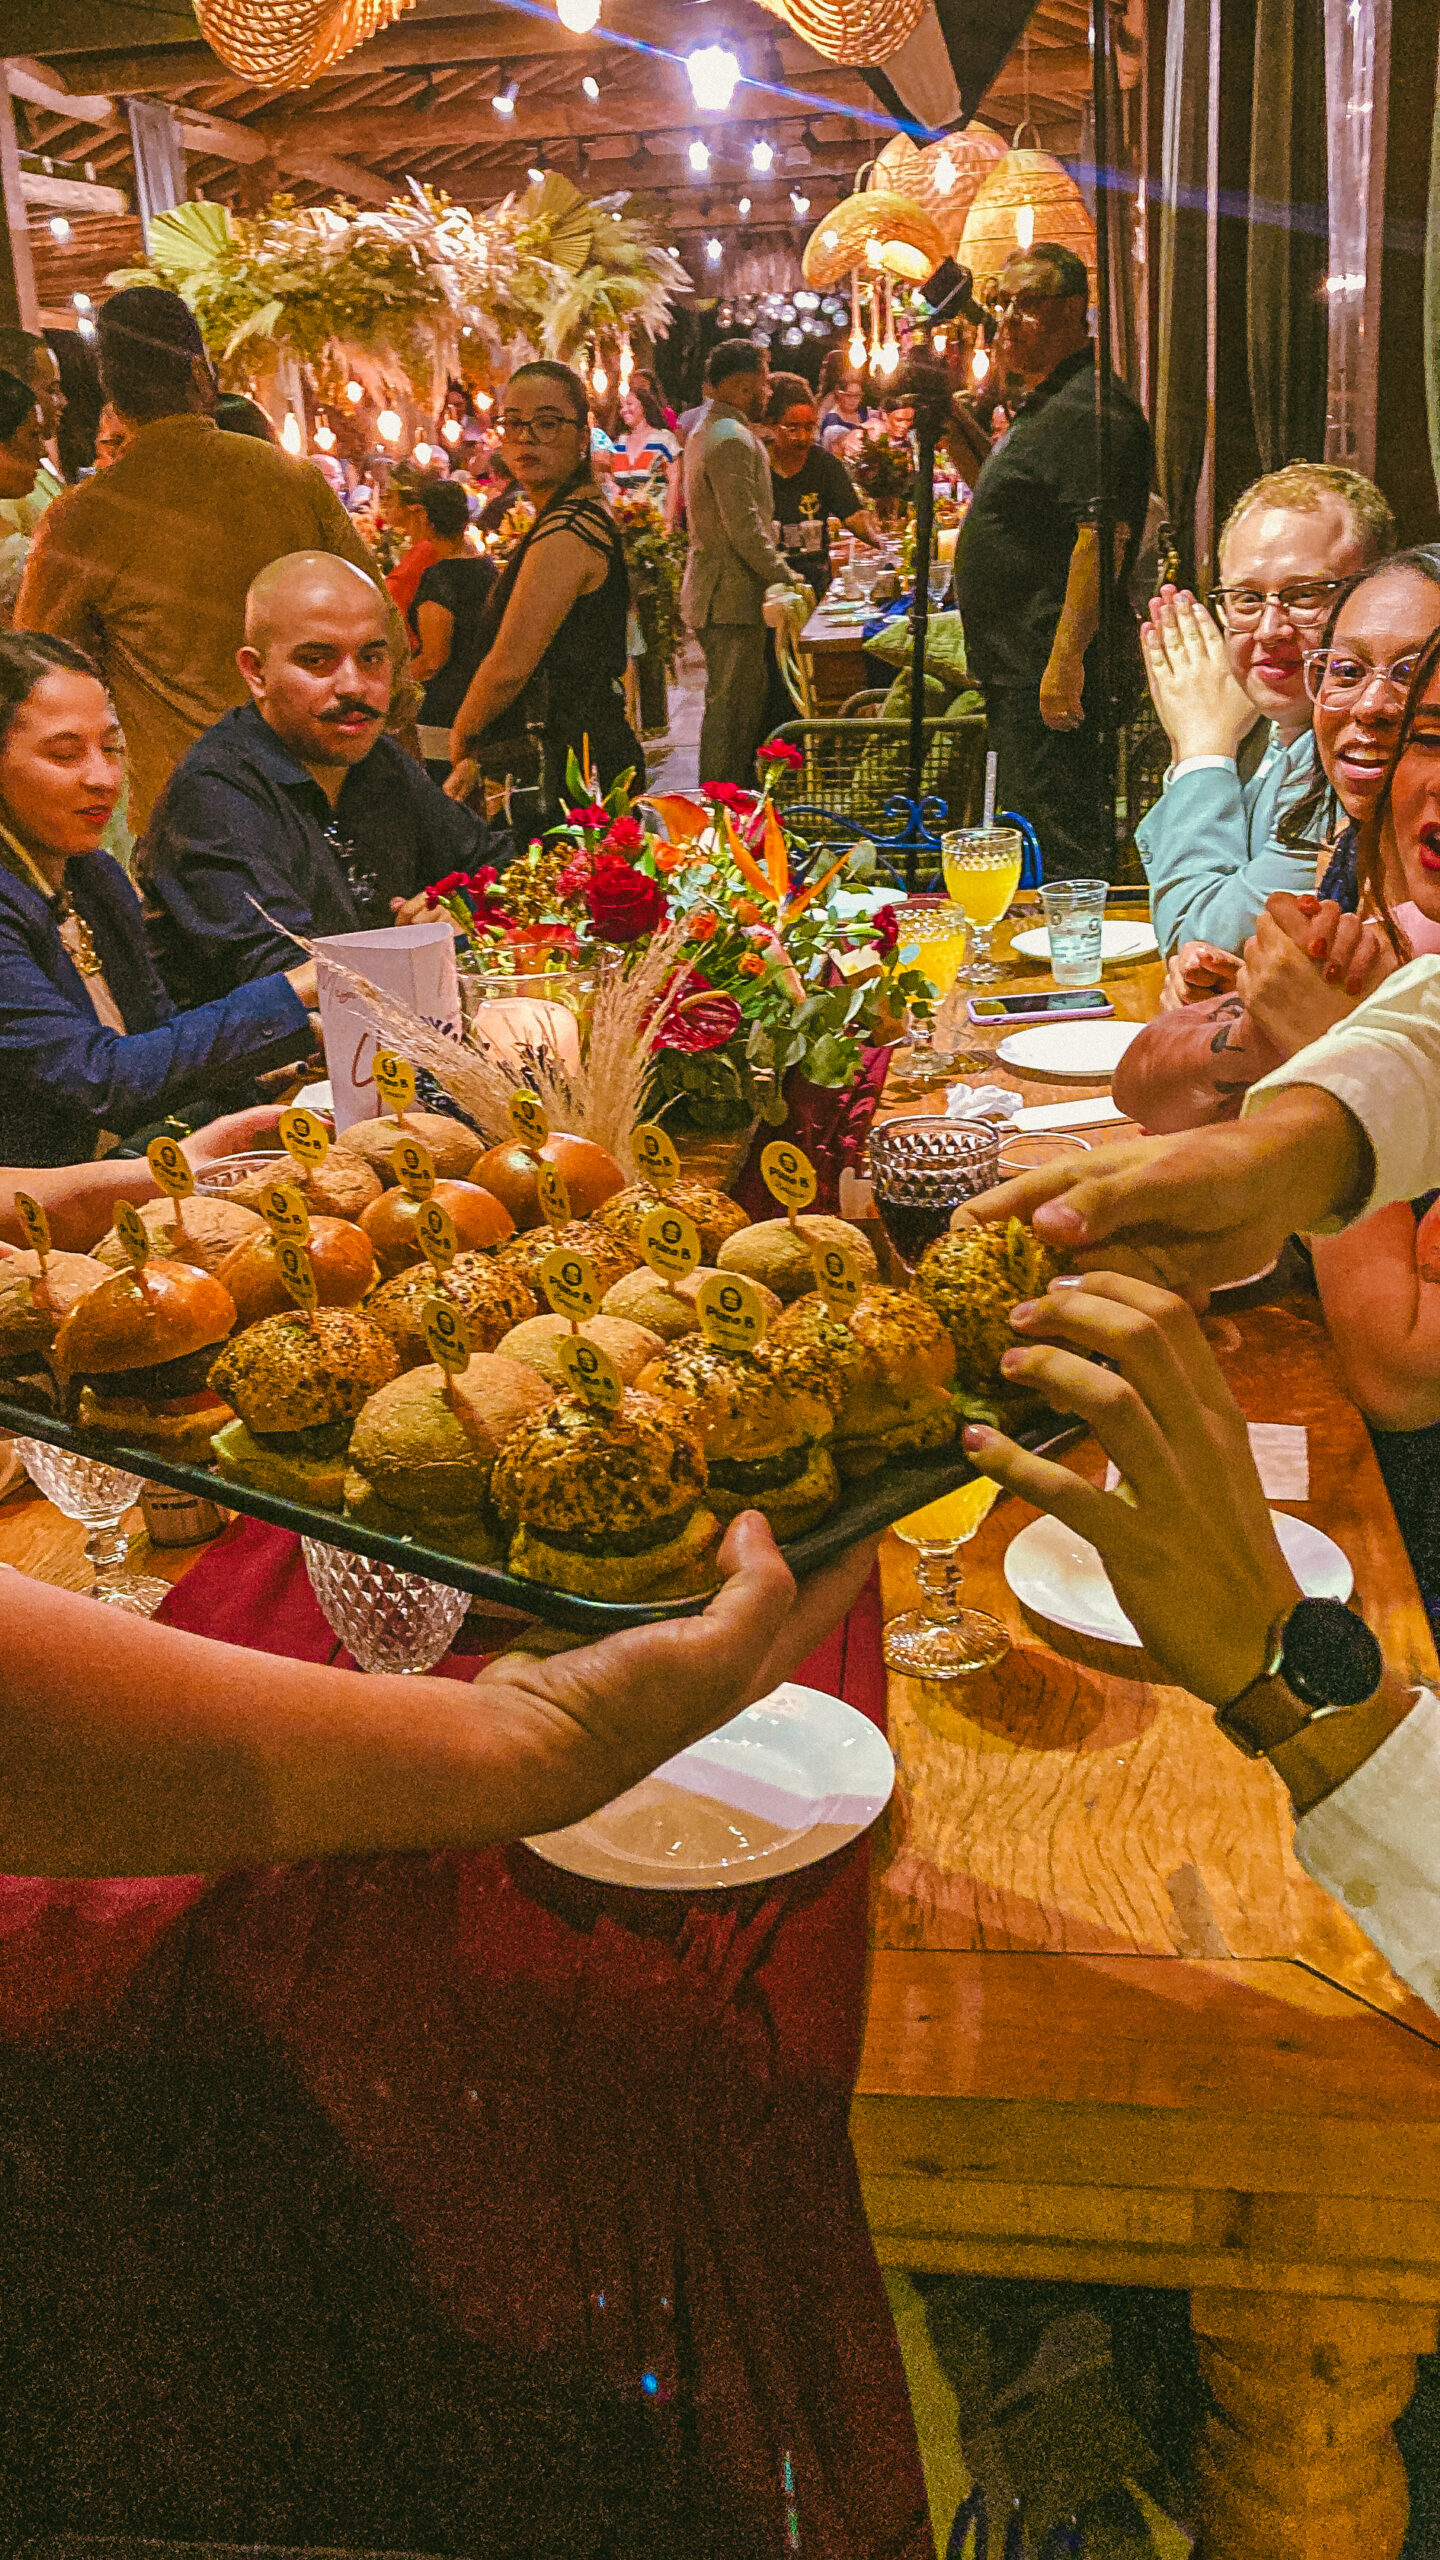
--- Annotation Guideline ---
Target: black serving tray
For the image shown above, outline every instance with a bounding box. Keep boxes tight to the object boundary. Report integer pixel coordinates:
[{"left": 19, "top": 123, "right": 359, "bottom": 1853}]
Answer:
[{"left": 0, "top": 1391, "right": 1076, "bottom": 1637}]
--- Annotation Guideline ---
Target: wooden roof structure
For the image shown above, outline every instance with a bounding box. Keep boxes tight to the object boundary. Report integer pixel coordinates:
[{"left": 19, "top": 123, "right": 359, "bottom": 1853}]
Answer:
[{"left": 8, "top": 0, "right": 1140, "bottom": 314}]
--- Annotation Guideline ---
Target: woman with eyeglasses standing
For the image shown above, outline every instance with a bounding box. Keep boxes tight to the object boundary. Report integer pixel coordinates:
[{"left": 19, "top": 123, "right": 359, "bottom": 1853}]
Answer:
[
  {"left": 445, "top": 361, "right": 642, "bottom": 818},
  {"left": 1136, "top": 461, "right": 1395, "bottom": 997}
]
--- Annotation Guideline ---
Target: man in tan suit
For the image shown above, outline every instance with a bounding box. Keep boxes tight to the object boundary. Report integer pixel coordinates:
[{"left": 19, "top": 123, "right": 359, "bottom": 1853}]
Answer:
[
  {"left": 17, "top": 289, "right": 402, "bottom": 833},
  {"left": 679, "top": 339, "right": 788, "bottom": 790}
]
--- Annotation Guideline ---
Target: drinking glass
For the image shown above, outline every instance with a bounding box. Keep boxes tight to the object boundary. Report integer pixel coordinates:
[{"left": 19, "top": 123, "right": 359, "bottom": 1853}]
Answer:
[
  {"left": 192, "top": 1149, "right": 286, "bottom": 1198},
  {"left": 888, "top": 900, "right": 974, "bottom": 1092},
  {"left": 868, "top": 1118, "right": 999, "bottom": 1271},
  {"left": 1039, "top": 879, "right": 1107, "bottom": 986},
  {"left": 883, "top": 1476, "right": 1010, "bottom": 1680},
  {"left": 926, "top": 557, "right": 952, "bottom": 609},
  {"left": 303, "top": 1537, "right": 470, "bottom": 1674},
  {"left": 942, "top": 827, "right": 1024, "bottom": 984},
  {"left": 14, "top": 1439, "right": 171, "bottom": 1614}
]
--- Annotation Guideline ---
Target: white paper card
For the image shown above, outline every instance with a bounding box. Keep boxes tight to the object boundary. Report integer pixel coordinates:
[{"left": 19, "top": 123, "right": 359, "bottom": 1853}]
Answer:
[
  {"left": 314, "top": 921, "right": 462, "bottom": 1133},
  {"left": 1106, "top": 1422, "right": 1308, "bottom": 1502}
]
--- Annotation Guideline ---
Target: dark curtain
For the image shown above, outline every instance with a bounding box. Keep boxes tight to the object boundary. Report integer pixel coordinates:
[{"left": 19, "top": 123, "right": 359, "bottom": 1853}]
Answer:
[
  {"left": 1077, "top": 45, "right": 1139, "bottom": 398},
  {"left": 1155, "top": 0, "right": 1212, "bottom": 580},
  {"left": 1246, "top": 0, "right": 1329, "bottom": 468}
]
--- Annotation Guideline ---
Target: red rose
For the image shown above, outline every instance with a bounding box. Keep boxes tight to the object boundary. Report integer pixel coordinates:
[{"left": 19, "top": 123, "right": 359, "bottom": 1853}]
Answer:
[
  {"left": 568, "top": 802, "right": 614, "bottom": 832},
  {"left": 587, "top": 853, "right": 668, "bottom": 942},
  {"left": 758, "top": 740, "right": 803, "bottom": 770},
  {"left": 602, "top": 815, "right": 644, "bottom": 855},
  {"left": 872, "top": 901, "right": 900, "bottom": 955}
]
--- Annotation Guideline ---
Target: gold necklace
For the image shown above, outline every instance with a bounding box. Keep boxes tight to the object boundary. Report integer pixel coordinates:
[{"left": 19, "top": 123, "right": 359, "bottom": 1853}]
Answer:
[{"left": 0, "top": 823, "right": 104, "bottom": 974}]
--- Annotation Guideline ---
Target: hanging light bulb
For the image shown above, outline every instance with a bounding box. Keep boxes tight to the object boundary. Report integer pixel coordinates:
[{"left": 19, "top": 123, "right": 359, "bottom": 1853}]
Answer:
[
  {"left": 413, "top": 440, "right": 433, "bottom": 466},
  {"left": 849, "top": 270, "right": 865, "bottom": 370},
  {"left": 582, "top": 72, "right": 601, "bottom": 100},
  {"left": 971, "top": 343, "right": 990, "bottom": 382},
  {"left": 377, "top": 408, "right": 403, "bottom": 442},
  {"left": 280, "top": 414, "right": 303, "bottom": 454},
  {"left": 556, "top": 0, "right": 601, "bottom": 26},
  {"left": 932, "top": 147, "right": 956, "bottom": 195},
  {"left": 932, "top": 329, "right": 948, "bottom": 354},
  {"left": 314, "top": 420, "right": 337, "bottom": 451},
  {"left": 705, "top": 237, "right": 723, "bottom": 265},
  {"left": 618, "top": 337, "right": 634, "bottom": 385},
  {"left": 1015, "top": 201, "right": 1035, "bottom": 250},
  {"left": 751, "top": 137, "right": 774, "bottom": 173},
  {"left": 474, "top": 389, "right": 493, "bottom": 411},
  {"left": 687, "top": 45, "right": 740, "bottom": 111},
  {"left": 737, "top": 196, "right": 752, "bottom": 218},
  {"left": 789, "top": 191, "right": 809, "bottom": 217},
  {"left": 71, "top": 291, "right": 92, "bottom": 312},
  {"left": 688, "top": 138, "right": 711, "bottom": 174},
  {"left": 441, "top": 416, "right": 462, "bottom": 443},
  {"left": 492, "top": 82, "right": 519, "bottom": 114},
  {"left": 345, "top": 380, "right": 364, "bottom": 404},
  {"left": 48, "top": 214, "right": 71, "bottom": 242},
  {"left": 592, "top": 363, "right": 609, "bottom": 396}
]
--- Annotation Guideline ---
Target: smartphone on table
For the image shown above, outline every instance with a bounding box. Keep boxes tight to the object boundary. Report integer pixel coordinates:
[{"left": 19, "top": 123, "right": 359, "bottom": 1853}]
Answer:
[{"left": 966, "top": 989, "right": 1114, "bottom": 1025}]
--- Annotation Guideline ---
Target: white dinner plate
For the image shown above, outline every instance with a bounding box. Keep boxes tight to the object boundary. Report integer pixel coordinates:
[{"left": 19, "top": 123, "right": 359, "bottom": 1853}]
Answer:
[
  {"left": 995, "top": 1020, "right": 1141, "bottom": 1077},
  {"left": 1003, "top": 1508, "right": 1353, "bottom": 1649},
  {"left": 1010, "top": 921, "right": 1159, "bottom": 966},
  {"left": 525, "top": 1683, "right": 894, "bottom": 1890}
]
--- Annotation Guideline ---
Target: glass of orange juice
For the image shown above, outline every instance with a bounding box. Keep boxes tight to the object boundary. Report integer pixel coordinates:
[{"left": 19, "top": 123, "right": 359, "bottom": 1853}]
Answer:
[
  {"left": 942, "top": 826, "right": 1024, "bottom": 984},
  {"left": 890, "top": 899, "right": 971, "bottom": 1090}
]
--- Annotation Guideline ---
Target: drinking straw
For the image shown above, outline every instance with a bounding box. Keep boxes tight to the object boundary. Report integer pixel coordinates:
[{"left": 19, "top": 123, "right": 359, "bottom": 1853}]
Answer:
[{"left": 983, "top": 750, "right": 997, "bottom": 831}]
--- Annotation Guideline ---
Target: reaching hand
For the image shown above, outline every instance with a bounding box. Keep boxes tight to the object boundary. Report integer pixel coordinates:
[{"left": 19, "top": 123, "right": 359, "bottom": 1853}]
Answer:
[
  {"left": 444, "top": 755, "right": 480, "bottom": 804},
  {"left": 1237, "top": 896, "right": 1398, "bottom": 1054},
  {"left": 181, "top": 1105, "right": 287, "bottom": 1172},
  {"left": 1142, "top": 586, "right": 1257, "bottom": 764},
  {"left": 1039, "top": 650, "right": 1085, "bottom": 732},
  {"left": 956, "top": 1086, "right": 1375, "bottom": 1295},
  {"left": 963, "top": 1272, "right": 1300, "bottom": 1703},
  {"left": 1159, "top": 940, "right": 1242, "bottom": 1012}
]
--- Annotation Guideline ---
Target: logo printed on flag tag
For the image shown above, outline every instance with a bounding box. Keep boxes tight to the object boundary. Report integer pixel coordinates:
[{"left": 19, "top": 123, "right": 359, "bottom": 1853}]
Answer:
[
  {"left": 391, "top": 1137, "right": 436, "bottom": 1202},
  {"left": 373, "top": 1050, "right": 416, "bottom": 1116},
  {"left": 424, "top": 1297, "right": 473, "bottom": 1375},
  {"left": 113, "top": 1201, "right": 150, "bottom": 1270},
  {"left": 536, "top": 1163, "right": 571, "bottom": 1228},
  {"left": 276, "top": 1237, "right": 318, "bottom": 1312},
  {"left": 632, "top": 1122, "right": 680, "bottom": 1191},
  {"left": 509, "top": 1091, "right": 549, "bottom": 1149},
  {"left": 559, "top": 1333, "right": 624, "bottom": 1412},
  {"left": 259, "top": 1181, "right": 310, "bottom": 1244},
  {"left": 417, "top": 1201, "right": 459, "bottom": 1271},
  {"left": 280, "top": 1107, "right": 331, "bottom": 1169},
  {"left": 540, "top": 1247, "right": 599, "bottom": 1324},
  {"left": 695, "top": 1271, "right": 768, "bottom": 1354},
  {"left": 760, "top": 1141, "right": 816, "bottom": 1213},
  {"left": 640, "top": 1202, "right": 700, "bottom": 1285},
  {"left": 14, "top": 1193, "right": 50, "bottom": 1262},
  {"left": 813, "top": 1240, "right": 861, "bottom": 1312},
  {"left": 145, "top": 1136, "right": 195, "bottom": 1200}
]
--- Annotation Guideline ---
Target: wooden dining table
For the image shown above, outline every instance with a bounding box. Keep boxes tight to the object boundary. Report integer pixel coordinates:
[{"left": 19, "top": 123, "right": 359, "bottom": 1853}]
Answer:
[
  {"left": 0, "top": 896, "right": 1436, "bottom": 2558},
  {"left": 857, "top": 896, "right": 1440, "bottom": 2560}
]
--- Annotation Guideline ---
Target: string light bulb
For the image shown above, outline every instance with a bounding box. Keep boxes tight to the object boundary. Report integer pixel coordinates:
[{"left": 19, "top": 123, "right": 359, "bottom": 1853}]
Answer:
[
  {"left": 706, "top": 236, "right": 723, "bottom": 264},
  {"left": 849, "top": 270, "right": 866, "bottom": 370},
  {"left": 751, "top": 137, "right": 774, "bottom": 173},
  {"left": 933, "top": 147, "right": 956, "bottom": 194},
  {"left": 377, "top": 408, "right": 403, "bottom": 442},
  {"left": 345, "top": 380, "right": 364, "bottom": 404},
  {"left": 618, "top": 338, "right": 634, "bottom": 385},
  {"left": 971, "top": 344, "right": 990, "bottom": 381},
  {"left": 441, "top": 416, "right": 462, "bottom": 443},
  {"left": 48, "top": 215, "right": 71, "bottom": 241},
  {"left": 475, "top": 389, "right": 493, "bottom": 412},
  {"left": 688, "top": 138, "right": 710, "bottom": 173},
  {"left": 592, "top": 363, "right": 609, "bottom": 396},
  {"left": 314, "top": 420, "right": 337, "bottom": 450},
  {"left": 1015, "top": 202, "right": 1035, "bottom": 250},
  {"left": 687, "top": 45, "right": 740, "bottom": 111},
  {"left": 280, "top": 414, "right": 303, "bottom": 454},
  {"left": 738, "top": 195, "right": 752, "bottom": 217},
  {"left": 556, "top": 0, "right": 601, "bottom": 26},
  {"left": 582, "top": 73, "right": 600, "bottom": 100},
  {"left": 413, "top": 440, "right": 433, "bottom": 466}
]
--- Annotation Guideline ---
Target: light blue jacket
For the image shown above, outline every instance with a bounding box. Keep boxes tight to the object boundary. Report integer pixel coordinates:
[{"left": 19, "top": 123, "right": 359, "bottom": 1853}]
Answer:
[{"left": 1138, "top": 726, "right": 1318, "bottom": 955}]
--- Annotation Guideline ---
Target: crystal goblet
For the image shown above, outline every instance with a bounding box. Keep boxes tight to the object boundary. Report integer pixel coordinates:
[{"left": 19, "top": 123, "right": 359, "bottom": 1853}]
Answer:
[
  {"left": 868, "top": 1117, "right": 1000, "bottom": 1272},
  {"left": 303, "top": 1537, "right": 470, "bottom": 1674},
  {"left": 882, "top": 1478, "right": 1010, "bottom": 1680},
  {"left": 14, "top": 1438, "right": 171, "bottom": 1614}
]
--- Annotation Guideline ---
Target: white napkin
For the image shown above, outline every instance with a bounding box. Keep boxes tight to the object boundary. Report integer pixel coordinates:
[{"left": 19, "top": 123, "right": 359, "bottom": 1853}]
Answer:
[
  {"left": 944, "top": 1080, "right": 1024, "bottom": 1124},
  {"left": 1106, "top": 1423, "right": 1308, "bottom": 1502}
]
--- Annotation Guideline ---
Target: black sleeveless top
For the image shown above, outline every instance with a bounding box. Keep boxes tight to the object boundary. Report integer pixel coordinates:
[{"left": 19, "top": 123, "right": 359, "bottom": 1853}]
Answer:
[{"left": 473, "top": 478, "right": 642, "bottom": 813}]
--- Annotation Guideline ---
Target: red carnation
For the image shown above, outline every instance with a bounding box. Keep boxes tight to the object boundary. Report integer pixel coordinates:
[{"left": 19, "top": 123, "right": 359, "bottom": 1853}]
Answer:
[
  {"left": 587, "top": 853, "right": 667, "bottom": 942},
  {"left": 602, "top": 815, "right": 644, "bottom": 855},
  {"left": 556, "top": 851, "right": 594, "bottom": 898},
  {"left": 758, "top": 740, "right": 803, "bottom": 770},
  {"left": 568, "top": 802, "right": 614, "bottom": 832},
  {"left": 872, "top": 901, "right": 900, "bottom": 955},
  {"left": 704, "top": 782, "right": 758, "bottom": 815}
]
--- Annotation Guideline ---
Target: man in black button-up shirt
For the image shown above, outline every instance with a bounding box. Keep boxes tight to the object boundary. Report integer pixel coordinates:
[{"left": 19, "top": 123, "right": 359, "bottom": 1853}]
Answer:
[
  {"left": 143, "top": 551, "right": 502, "bottom": 1007},
  {"left": 956, "top": 245, "right": 1154, "bottom": 881}
]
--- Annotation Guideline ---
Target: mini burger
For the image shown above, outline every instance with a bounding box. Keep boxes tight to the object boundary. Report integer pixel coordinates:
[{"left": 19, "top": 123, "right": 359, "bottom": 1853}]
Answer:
[
  {"left": 93, "top": 1195, "right": 264, "bottom": 1278},
  {"left": 602, "top": 1263, "right": 782, "bottom": 1344},
  {"left": 215, "top": 1217, "right": 376, "bottom": 1327},
  {"left": 360, "top": 1179, "right": 513, "bottom": 1282},
  {"left": 52, "top": 1260, "right": 238, "bottom": 1460},
  {"left": 496, "top": 1311, "right": 662, "bottom": 1391},
  {"left": 760, "top": 1283, "right": 956, "bottom": 1476},
  {"left": 341, "top": 1110, "right": 485, "bottom": 1185},
  {"left": 208, "top": 1307, "right": 399, "bottom": 1508},
  {"left": 914, "top": 1217, "right": 1065, "bottom": 1396},
  {"left": 367, "top": 1255, "right": 537, "bottom": 1370},
  {"left": 344, "top": 1355, "right": 553, "bottom": 1563},
  {"left": 230, "top": 1148, "right": 382, "bottom": 1224},
  {"left": 0, "top": 1250, "right": 113, "bottom": 1414},
  {"left": 596, "top": 1179, "right": 750, "bottom": 1265},
  {"left": 638, "top": 1336, "right": 838, "bottom": 1538},
  {"left": 491, "top": 1218, "right": 640, "bottom": 1298},
  {"left": 490, "top": 1390, "right": 719, "bottom": 1602},
  {"left": 717, "top": 1214, "right": 878, "bottom": 1306}
]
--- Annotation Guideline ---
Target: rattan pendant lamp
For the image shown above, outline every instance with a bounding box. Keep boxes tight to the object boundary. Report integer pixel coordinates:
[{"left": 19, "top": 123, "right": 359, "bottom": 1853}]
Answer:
[
  {"left": 871, "top": 128, "right": 1008, "bottom": 253},
  {"left": 749, "top": 0, "right": 927, "bottom": 65},
  {"left": 957, "top": 124, "right": 1097, "bottom": 302},
  {"left": 194, "top": 0, "right": 416, "bottom": 86}
]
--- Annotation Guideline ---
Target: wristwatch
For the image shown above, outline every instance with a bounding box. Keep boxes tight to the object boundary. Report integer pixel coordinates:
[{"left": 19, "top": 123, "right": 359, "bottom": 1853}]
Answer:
[{"left": 1215, "top": 1596, "right": 1384, "bottom": 1759}]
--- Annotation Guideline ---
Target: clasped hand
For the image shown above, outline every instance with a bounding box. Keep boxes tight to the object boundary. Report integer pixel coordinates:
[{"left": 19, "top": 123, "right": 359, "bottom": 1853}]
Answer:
[
  {"left": 1142, "top": 585, "right": 1255, "bottom": 764},
  {"left": 1237, "top": 892, "right": 1398, "bottom": 1055}
]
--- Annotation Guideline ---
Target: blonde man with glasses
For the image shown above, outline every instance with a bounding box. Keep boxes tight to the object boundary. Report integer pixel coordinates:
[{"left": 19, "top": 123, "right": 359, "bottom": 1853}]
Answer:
[{"left": 1139, "top": 463, "right": 1394, "bottom": 1001}]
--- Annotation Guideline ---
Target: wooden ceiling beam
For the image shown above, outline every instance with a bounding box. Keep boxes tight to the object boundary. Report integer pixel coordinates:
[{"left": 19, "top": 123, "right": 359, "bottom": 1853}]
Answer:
[
  {"left": 249, "top": 67, "right": 878, "bottom": 159},
  {"left": 169, "top": 100, "right": 396, "bottom": 203}
]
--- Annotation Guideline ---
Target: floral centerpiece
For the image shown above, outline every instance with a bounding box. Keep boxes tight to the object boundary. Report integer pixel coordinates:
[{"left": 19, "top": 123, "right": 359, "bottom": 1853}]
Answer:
[
  {"left": 610, "top": 488, "right": 687, "bottom": 730},
  {"left": 849, "top": 426, "right": 917, "bottom": 523},
  {"left": 423, "top": 749, "right": 931, "bottom": 1185}
]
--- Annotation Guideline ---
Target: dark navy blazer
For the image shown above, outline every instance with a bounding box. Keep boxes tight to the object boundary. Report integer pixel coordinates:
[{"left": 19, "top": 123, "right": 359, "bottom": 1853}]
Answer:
[{"left": 0, "top": 852, "right": 309, "bottom": 1166}]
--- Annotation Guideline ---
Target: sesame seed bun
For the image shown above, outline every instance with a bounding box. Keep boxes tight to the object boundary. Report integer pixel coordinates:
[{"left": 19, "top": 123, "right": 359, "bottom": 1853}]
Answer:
[
  {"left": 366, "top": 1254, "right": 537, "bottom": 1370},
  {"left": 760, "top": 1284, "right": 956, "bottom": 1475},
  {"left": 596, "top": 1179, "right": 750, "bottom": 1264}
]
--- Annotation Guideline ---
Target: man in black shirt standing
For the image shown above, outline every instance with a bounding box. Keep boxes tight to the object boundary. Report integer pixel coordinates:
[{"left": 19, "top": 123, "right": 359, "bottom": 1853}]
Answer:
[
  {"left": 956, "top": 245, "right": 1154, "bottom": 880},
  {"left": 765, "top": 375, "right": 884, "bottom": 597},
  {"left": 144, "top": 551, "right": 502, "bottom": 1006}
]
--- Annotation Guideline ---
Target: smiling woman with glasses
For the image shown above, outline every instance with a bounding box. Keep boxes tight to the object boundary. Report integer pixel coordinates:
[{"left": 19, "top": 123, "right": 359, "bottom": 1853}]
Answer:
[{"left": 444, "top": 360, "right": 642, "bottom": 819}]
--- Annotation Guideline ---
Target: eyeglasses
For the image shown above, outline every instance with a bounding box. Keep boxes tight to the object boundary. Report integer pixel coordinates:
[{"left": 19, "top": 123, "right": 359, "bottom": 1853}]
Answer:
[
  {"left": 496, "top": 410, "right": 582, "bottom": 441},
  {"left": 1212, "top": 579, "right": 1345, "bottom": 631},
  {"left": 1304, "top": 648, "right": 1423, "bottom": 705}
]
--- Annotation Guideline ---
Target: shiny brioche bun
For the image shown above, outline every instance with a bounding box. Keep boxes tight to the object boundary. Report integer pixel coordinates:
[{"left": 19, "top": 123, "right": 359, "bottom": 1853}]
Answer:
[
  {"left": 215, "top": 1217, "right": 376, "bottom": 1327},
  {"left": 359, "top": 1179, "right": 514, "bottom": 1281},
  {"left": 53, "top": 1258, "right": 236, "bottom": 1380},
  {"left": 341, "top": 1110, "right": 485, "bottom": 1185},
  {"left": 471, "top": 1133, "right": 624, "bottom": 1231},
  {"left": 0, "top": 1251, "right": 113, "bottom": 1363}
]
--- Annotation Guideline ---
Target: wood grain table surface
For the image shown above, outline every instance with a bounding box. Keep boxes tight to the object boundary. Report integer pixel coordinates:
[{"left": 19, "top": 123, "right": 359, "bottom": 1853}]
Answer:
[
  {"left": 0, "top": 900, "right": 1433, "bottom": 2555},
  {"left": 856, "top": 904, "right": 1440, "bottom": 2558}
]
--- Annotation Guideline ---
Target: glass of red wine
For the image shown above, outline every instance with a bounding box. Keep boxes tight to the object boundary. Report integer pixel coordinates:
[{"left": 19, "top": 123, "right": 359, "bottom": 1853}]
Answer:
[{"left": 868, "top": 1117, "right": 1001, "bottom": 1271}]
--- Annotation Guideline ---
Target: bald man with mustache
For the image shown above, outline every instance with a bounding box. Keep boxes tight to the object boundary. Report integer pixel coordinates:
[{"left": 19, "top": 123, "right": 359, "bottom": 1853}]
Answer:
[{"left": 143, "top": 552, "right": 504, "bottom": 1010}]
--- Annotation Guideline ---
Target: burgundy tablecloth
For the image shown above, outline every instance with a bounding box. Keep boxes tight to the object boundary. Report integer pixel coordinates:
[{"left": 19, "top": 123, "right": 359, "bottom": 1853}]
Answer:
[{"left": 0, "top": 1520, "right": 930, "bottom": 2560}]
